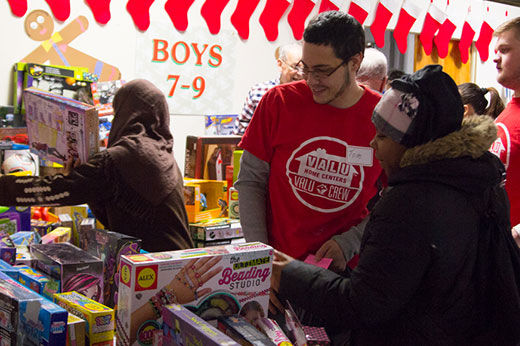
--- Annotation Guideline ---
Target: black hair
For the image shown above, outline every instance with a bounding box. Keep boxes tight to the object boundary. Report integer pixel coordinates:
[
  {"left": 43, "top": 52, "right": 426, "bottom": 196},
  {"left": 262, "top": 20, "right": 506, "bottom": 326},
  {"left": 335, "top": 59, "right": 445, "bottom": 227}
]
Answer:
[
  {"left": 303, "top": 11, "right": 365, "bottom": 61},
  {"left": 388, "top": 69, "right": 407, "bottom": 81},
  {"left": 458, "top": 82, "right": 505, "bottom": 119}
]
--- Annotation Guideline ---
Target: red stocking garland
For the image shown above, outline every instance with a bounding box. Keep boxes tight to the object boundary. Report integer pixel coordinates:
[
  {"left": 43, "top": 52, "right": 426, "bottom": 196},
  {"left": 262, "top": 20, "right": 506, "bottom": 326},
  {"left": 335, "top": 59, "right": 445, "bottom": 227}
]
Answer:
[
  {"left": 86, "top": 0, "right": 111, "bottom": 25},
  {"left": 393, "top": 0, "right": 421, "bottom": 54},
  {"left": 318, "top": 0, "right": 340, "bottom": 13},
  {"left": 45, "top": 0, "right": 70, "bottom": 21},
  {"left": 458, "top": 21, "right": 476, "bottom": 64},
  {"left": 348, "top": 0, "right": 370, "bottom": 25},
  {"left": 126, "top": 0, "right": 154, "bottom": 31},
  {"left": 287, "top": 0, "right": 316, "bottom": 40},
  {"left": 419, "top": 3, "right": 446, "bottom": 56},
  {"left": 231, "top": 0, "right": 261, "bottom": 40},
  {"left": 370, "top": 0, "right": 401, "bottom": 48},
  {"left": 259, "top": 0, "right": 291, "bottom": 42},
  {"left": 7, "top": 0, "right": 27, "bottom": 17},
  {"left": 433, "top": 17, "right": 456, "bottom": 58},
  {"left": 165, "top": 0, "right": 195, "bottom": 32},
  {"left": 201, "top": 0, "right": 231, "bottom": 34},
  {"left": 475, "top": 20, "right": 494, "bottom": 62}
]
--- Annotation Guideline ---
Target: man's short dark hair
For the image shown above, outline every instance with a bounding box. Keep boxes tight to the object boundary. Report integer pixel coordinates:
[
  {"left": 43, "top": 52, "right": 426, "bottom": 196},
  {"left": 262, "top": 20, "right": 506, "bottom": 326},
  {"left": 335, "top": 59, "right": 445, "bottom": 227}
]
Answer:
[{"left": 303, "top": 11, "right": 365, "bottom": 61}]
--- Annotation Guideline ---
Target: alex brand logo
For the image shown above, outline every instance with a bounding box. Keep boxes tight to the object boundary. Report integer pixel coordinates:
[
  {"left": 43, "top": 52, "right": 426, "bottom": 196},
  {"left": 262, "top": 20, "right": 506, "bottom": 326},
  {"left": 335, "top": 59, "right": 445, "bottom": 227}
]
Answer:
[
  {"left": 121, "top": 263, "right": 131, "bottom": 287},
  {"left": 135, "top": 265, "right": 158, "bottom": 291}
]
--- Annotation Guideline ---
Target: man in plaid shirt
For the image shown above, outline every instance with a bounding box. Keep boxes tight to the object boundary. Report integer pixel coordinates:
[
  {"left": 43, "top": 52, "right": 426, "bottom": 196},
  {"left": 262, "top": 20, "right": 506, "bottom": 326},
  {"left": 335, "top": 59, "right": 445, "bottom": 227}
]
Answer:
[{"left": 234, "top": 43, "right": 303, "bottom": 135}]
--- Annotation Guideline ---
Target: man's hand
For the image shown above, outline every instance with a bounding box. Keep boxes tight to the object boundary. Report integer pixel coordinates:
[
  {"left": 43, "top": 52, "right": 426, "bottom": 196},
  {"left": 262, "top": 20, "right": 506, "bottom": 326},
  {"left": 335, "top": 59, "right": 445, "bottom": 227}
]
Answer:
[
  {"left": 512, "top": 225, "right": 520, "bottom": 248},
  {"left": 315, "top": 239, "right": 346, "bottom": 273},
  {"left": 270, "top": 250, "right": 295, "bottom": 315}
]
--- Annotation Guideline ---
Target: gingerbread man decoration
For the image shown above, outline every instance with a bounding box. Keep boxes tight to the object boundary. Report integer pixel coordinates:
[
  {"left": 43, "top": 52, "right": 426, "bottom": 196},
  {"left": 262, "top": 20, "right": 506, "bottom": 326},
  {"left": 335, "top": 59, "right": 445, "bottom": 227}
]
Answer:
[{"left": 22, "top": 10, "right": 121, "bottom": 81}]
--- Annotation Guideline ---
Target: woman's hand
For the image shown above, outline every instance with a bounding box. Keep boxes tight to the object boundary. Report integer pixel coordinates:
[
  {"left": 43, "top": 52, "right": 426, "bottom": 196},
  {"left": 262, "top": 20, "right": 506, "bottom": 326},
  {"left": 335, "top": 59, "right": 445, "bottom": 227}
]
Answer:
[
  {"left": 64, "top": 157, "right": 80, "bottom": 176},
  {"left": 269, "top": 250, "right": 295, "bottom": 314},
  {"left": 165, "top": 257, "right": 223, "bottom": 304}
]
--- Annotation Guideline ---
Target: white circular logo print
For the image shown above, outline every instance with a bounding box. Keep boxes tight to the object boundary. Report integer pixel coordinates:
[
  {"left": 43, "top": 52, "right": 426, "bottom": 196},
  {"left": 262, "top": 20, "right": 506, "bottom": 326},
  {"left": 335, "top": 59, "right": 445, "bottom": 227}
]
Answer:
[{"left": 286, "top": 137, "right": 368, "bottom": 213}]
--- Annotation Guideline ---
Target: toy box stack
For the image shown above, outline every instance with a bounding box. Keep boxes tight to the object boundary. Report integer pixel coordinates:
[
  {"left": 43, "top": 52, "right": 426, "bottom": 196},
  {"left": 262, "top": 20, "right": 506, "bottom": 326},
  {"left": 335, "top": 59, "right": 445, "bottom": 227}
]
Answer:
[
  {"left": 0, "top": 271, "right": 68, "bottom": 345},
  {"left": 117, "top": 242, "right": 273, "bottom": 346},
  {"left": 78, "top": 228, "right": 141, "bottom": 308},
  {"left": 23, "top": 87, "right": 99, "bottom": 165},
  {"left": 30, "top": 243, "right": 104, "bottom": 303},
  {"left": 54, "top": 291, "right": 114, "bottom": 346}
]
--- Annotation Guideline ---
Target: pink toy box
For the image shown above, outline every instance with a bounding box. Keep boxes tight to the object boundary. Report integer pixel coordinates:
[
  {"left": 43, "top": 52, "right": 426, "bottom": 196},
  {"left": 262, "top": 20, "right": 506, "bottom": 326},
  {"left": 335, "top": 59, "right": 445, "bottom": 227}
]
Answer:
[
  {"left": 116, "top": 242, "right": 272, "bottom": 346},
  {"left": 23, "top": 87, "right": 99, "bottom": 165}
]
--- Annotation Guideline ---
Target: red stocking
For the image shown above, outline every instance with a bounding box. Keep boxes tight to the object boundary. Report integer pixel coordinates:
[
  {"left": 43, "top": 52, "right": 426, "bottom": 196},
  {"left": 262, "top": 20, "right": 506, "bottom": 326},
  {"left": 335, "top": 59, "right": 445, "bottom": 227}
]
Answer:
[
  {"left": 475, "top": 21, "right": 494, "bottom": 62},
  {"left": 433, "top": 18, "right": 456, "bottom": 58},
  {"left": 165, "top": 0, "right": 195, "bottom": 32},
  {"left": 7, "top": 0, "right": 27, "bottom": 17},
  {"left": 201, "top": 0, "right": 231, "bottom": 34},
  {"left": 287, "top": 0, "right": 316, "bottom": 40},
  {"left": 231, "top": 0, "right": 261, "bottom": 40},
  {"left": 458, "top": 21, "right": 476, "bottom": 64},
  {"left": 370, "top": 0, "right": 400, "bottom": 48},
  {"left": 259, "top": 0, "right": 291, "bottom": 42},
  {"left": 318, "top": 0, "right": 339, "bottom": 13},
  {"left": 393, "top": 0, "right": 421, "bottom": 54},
  {"left": 126, "top": 0, "right": 154, "bottom": 31},
  {"left": 85, "top": 0, "right": 111, "bottom": 25},
  {"left": 45, "top": 0, "right": 70, "bottom": 21},
  {"left": 348, "top": 0, "right": 370, "bottom": 25},
  {"left": 419, "top": 3, "right": 446, "bottom": 56}
]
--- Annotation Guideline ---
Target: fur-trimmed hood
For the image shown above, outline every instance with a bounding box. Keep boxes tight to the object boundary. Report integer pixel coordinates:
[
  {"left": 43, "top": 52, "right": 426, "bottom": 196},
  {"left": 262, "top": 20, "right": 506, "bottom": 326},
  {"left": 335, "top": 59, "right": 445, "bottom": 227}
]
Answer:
[
  {"left": 389, "top": 115, "right": 505, "bottom": 195},
  {"left": 400, "top": 115, "right": 497, "bottom": 168}
]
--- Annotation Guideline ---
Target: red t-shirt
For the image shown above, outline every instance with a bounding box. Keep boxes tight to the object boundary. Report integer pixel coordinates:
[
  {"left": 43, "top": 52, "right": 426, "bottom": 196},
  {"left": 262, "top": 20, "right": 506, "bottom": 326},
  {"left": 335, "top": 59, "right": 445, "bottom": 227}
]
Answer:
[
  {"left": 491, "top": 97, "right": 520, "bottom": 227},
  {"left": 239, "top": 81, "right": 382, "bottom": 259}
]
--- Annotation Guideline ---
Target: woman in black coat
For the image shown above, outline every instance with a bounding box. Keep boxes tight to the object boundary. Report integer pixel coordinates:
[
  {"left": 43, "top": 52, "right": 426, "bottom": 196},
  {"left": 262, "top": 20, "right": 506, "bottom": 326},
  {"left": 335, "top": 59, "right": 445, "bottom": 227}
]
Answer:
[{"left": 271, "top": 65, "right": 520, "bottom": 345}]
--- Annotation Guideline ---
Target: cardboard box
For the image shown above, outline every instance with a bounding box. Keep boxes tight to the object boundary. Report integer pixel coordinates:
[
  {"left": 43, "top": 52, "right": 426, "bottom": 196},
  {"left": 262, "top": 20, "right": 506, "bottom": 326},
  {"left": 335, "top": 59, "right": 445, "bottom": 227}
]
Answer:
[
  {"left": 0, "top": 206, "right": 31, "bottom": 233},
  {"left": 204, "top": 115, "right": 238, "bottom": 136},
  {"left": 184, "top": 135, "right": 241, "bottom": 180},
  {"left": 15, "top": 245, "right": 35, "bottom": 266},
  {"left": 54, "top": 291, "right": 114, "bottom": 345},
  {"left": 16, "top": 265, "right": 61, "bottom": 300},
  {"left": 0, "top": 233, "right": 16, "bottom": 264},
  {"left": 53, "top": 205, "right": 89, "bottom": 246},
  {"left": 10, "top": 230, "right": 41, "bottom": 245},
  {"left": 66, "top": 313, "right": 86, "bottom": 346},
  {"left": 41, "top": 226, "right": 72, "bottom": 244},
  {"left": 23, "top": 87, "right": 99, "bottom": 165},
  {"left": 78, "top": 228, "right": 141, "bottom": 309},
  {"left": 190, "top": 218, "right": 242, "bottom": 242},
  {"left": 184, "top": 179, "right": 228, "bottom": 223},
  {"left": 0, "top": 258, "right": 19, "bottom": 280},
  {"left": 228, "top": 187, "right": 240, "bottom": 219},
  {"left": 217, "top": 315, "right": 276, "bottom": 346},
  {"left": 30, "top": 243, "right": 104, "bottom": 303},
  {"left": 90, "top": 80, "right": 125, "bottom": 117},
  {"left": 194, "top": 237, "right": 246, "bottom": 249},
  {"left": 0, "top": 272, "right": 68, "bottom": 346},
  {"left": 117, "top": 242, "right": 273, "bottom": 346},
  {"left": 162, "top": 304, "right": 239, "bottom": 346}
]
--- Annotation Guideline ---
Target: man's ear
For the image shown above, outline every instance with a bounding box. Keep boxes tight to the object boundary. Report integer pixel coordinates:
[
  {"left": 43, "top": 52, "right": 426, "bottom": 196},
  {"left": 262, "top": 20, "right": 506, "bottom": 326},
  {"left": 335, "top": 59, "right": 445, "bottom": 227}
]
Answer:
[
  {"left": 350, "top": 52, "right": 364, "bottom": 73},
  {"left": 276, "top": 58, "right": 283, "bottom": 71}
]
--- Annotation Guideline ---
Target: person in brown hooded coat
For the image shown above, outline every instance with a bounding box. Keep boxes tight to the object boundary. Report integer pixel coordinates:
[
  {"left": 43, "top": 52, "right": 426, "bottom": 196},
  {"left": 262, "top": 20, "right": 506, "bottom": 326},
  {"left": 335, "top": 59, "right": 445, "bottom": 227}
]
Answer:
[{"left": 0, "top": 79, "right": 193, "bottom": 252}]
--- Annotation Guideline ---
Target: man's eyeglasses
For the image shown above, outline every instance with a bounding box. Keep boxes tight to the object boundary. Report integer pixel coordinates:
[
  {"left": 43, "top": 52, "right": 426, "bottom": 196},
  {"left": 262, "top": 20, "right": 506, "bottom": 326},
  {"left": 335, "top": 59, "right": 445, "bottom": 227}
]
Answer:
[
  {"left": 280, "top": 59, "right": 303, "bottom": 73},
  {"left": 300, "top": 60, "right": 347, "bottom": 80}
]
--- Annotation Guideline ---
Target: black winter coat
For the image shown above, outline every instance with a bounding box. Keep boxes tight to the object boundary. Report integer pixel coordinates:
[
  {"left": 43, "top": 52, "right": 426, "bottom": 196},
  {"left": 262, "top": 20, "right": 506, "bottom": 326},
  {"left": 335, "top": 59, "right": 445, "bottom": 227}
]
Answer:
[{"left": 279, "top": 116, "right": 520, "bottom": 345}]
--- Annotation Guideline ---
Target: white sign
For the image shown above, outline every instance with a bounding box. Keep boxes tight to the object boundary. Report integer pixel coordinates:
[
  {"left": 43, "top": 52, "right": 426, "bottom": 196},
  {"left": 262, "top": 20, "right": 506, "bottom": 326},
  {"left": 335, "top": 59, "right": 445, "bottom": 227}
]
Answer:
[{"left": 135, "top": 21, "right": 236, "bottom": 115}]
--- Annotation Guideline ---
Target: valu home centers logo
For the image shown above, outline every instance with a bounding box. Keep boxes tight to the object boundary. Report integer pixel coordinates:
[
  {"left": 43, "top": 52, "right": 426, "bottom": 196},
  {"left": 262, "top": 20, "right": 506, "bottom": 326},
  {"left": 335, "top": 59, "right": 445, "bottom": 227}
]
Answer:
[{"left": 286, "top": 137, "right": 373, "bottom": 213}]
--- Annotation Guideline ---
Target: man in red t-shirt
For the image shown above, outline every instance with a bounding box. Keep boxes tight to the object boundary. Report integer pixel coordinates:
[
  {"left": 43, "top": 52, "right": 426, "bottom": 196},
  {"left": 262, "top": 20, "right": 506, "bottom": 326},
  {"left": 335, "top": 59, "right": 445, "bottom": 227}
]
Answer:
[
  {"left": 236, "top": 12, "right": 382, "bottom": 266},
  {"left": 489, "top": 17, "right": 520, "bottom": 246}
]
